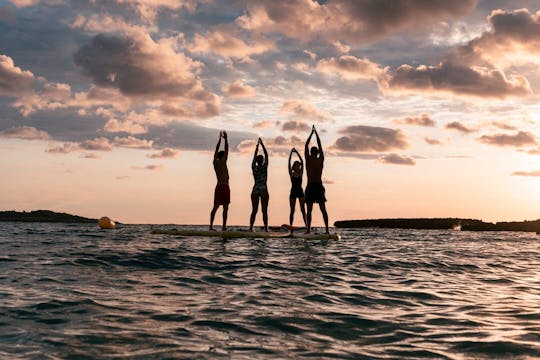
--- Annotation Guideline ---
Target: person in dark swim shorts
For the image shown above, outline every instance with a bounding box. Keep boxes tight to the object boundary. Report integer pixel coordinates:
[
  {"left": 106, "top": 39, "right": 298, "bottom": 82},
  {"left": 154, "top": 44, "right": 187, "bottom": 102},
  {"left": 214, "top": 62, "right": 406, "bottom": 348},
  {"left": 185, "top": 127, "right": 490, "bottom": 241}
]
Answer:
[
  {"left": 304, "top": 126, "right": 329, "bottom": 234},
  {"left": 209, "top": 131, "right": 229, "bottom": 231}
]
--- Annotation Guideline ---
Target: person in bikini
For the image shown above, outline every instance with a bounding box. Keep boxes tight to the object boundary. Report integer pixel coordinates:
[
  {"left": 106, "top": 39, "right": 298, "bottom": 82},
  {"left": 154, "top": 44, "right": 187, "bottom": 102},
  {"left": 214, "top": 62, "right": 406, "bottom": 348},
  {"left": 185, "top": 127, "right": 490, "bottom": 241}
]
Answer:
[
  {"left": 209, "top": 131, "right": 229, "bottom": 231},
  {"left": 249, "top": 138, "right": 269, "bottom": 232},
  {"left": 288, "top": 148, "right": 307, "bottom": 229},
  {"left": 305, "top": 125, "right": 329, "bottom": 234}
]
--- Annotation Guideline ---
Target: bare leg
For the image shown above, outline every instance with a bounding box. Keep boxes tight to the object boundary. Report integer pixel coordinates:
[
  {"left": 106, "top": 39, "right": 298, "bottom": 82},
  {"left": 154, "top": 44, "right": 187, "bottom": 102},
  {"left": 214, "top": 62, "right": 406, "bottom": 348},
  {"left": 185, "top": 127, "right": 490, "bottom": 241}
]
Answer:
[
  {"left": 306, "top": 203, "right": 313, "bottom": 234},
  {"left": 261, "top": 192, "right": 269, "bottom": 232},
  {"left": 249, "top": 193, "right": 259, "bottom": 232},
  {"left": 222, "top": 204, "right": 228, "bottom": 231},
  {"left": 299, "top": 197, "right": 307, "bottom": 227},
  {"left": 289, "top": 197, "right": 295, "bottom": 227},
  {"left": 319, "top": 202, "right": 329, "bottom": 234},
  {"left": 210, "top": 205, "right": 219, "bottom": 230}
]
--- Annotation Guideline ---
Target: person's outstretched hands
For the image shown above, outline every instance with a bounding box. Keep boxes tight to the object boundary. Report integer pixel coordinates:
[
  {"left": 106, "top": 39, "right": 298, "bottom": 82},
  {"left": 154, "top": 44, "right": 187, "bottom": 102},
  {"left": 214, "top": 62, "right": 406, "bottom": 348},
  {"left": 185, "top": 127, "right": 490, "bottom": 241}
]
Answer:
[{"left": 222, "top": 131, "right": 227, "bottom": 139}]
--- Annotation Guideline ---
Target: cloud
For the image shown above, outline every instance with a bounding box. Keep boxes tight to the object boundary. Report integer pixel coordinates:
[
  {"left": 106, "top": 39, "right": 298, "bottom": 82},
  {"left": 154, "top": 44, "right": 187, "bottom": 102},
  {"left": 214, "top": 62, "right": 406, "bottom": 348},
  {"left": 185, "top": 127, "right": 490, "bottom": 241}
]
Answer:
[
  {"left": 81, "top": 153, "right": 101, "bottom": 159},
  {"left": 103, "top": 118, "right": 147, "bottom": 134},
  {"left": 79, "top": 137, "right": 113, "bottom": 151},
  {"left": 112, "top": 136, "right": 153, "bottom": 149},
  {"left": 13, "top": 82, "right": 72, "bottom": 116},
  {"left": 393, "top": 113, "right": 436, "bottom": 127},
  {"left": 332, "top": 125, "right": 409, "bottom": 153},
  {"left": 46, "top": 143, "right": 77, "bottom": 154},
  {"left": 237, "top": 135, "right": 304, "bottom": 156},
  {"left": 316, "top": 55, "right": 386, "bottom": 81},
  {"left": 132, "top": 164, "right": 164, "bottom": 171},
  {"left": 0, "top": 54, "right": 37, "bottom": 96},
  {"left": 74, "top": 32, "right": 220, "bottom": 116},
  {"left": 280, "top": 100, "right": 330, "bottom": 121},
  {"left": 378, "top": 153, "right": 416, "bottom": 166},
  {"left": 0, "top": 126, "right": 49, "bottom": 140},
  {"left": 385, "top": 61, "right": 531, "bottom": 99},
  {"left": 188, "top": 28, "right": 274, "bottom": 60},
  {"left": 454, "top": 9, "right": 540, "bottom": 69},
  {"left": 424, "top": 137, "right": 443, "bottom": 145},
  {"left": 147, "top": 148, "right": 179, "bottom": 158},
  {"left": 445, "top": 121, "right": 475, "bottom": 134},
  {"left": 253, "top": 120, "right": 276, "bottom": 128},
  {"left": 491, "top": 121, "right": 517, "bottom": 131},
  {"left": 281, "top": 120, "right": 310, "bottom": 132},
  {"left": 114, "top": 0, "right": 202, "bottom": 23},
  {"left": 512, "top": 170, "right": 540, "bottom": 177},
  {"left": 237, "top": 0, "right": 477, "bottom": 45},
  {"left": 478, "top": 131, "right": 537, "bottom": 148},
  {"left": 222, "top": 80, "right": 256, "bottom": 98}
]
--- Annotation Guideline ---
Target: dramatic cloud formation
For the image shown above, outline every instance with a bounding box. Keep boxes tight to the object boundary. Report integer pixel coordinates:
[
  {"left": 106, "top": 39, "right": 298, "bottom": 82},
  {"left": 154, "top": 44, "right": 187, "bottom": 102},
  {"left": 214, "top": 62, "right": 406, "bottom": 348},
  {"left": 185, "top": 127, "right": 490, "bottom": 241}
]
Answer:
[
  {"left": 386, "top": 62, "right": 531, "bottom": 99},
  {"left": 478, "top": 131, "right": 537, "bottom": 148},
  {"left": 378, "top": 153, "right": 416, "bottom": 166},
  {"left": 222, "top": 80, "right": 256, "bottom": 98},
  {"left": 394, "top": 114, "right": 436, "bottom": 127},
  {"left": 74, "top": 32, "right": 220, "bottom": 116},
  {"left": 280, "top": 100, "right": 330, "bottom": 121},
  {"left": 237, "top": 0, "right": 477, "bottom": 45},
  {"left": 333, "top": 125, "right": 409, "bottom": 153},
  {"left": 512, "top": 170, "right": 540, "bottom": 177},
  {"left": 0, "top": 54, "right": 37, "bottom": 95},
  {"left": 454, "top": 8, "right": 540, "bottom": 68},
  {"left": 147, "top": 148, "right": 179, "bottom": 158},
  {"left": 445, "top": 121, "right": 476, "bottom": 134},
  {"left": 0, "top": 126, "right": 49, "bottom": 140}
]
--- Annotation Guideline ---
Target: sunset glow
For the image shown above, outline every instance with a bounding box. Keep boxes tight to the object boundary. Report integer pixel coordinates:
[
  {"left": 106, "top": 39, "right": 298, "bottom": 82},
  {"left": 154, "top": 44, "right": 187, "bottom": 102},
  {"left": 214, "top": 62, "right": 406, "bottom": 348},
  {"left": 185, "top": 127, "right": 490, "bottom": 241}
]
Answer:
[{"left": 2, "top": 0, "right": 540, "bottom": 224}]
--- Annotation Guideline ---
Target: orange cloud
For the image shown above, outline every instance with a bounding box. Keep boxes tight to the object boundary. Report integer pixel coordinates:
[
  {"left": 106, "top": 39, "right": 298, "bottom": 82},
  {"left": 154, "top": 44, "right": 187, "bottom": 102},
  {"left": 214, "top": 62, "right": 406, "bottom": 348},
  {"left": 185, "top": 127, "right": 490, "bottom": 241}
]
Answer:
[
  {"left": 478, "top": 131, "right": 537, "bottom": 148},
  {"left": 0, "top": 54, "right": 36, "bottom": 95},
  {"left": 280, "top": 100, "right": 330, "bottom": 121},
  {"left": 378, "top": 153, "right": 416, "bottom": 166},
  {"left": 445, "top": 121, "right": 476, "bottom": 134},
  {"left": 0, "top": 126, "right": 49, "bottom": 140},
  {"left": 222, "top": 80, "right": 256, "bottom": 98},
  {"left": 393, "top": 114, "right": 436, "bottom": 127},
  {"left": 333, "top": 125, "right": 409, "bottom": 153}
]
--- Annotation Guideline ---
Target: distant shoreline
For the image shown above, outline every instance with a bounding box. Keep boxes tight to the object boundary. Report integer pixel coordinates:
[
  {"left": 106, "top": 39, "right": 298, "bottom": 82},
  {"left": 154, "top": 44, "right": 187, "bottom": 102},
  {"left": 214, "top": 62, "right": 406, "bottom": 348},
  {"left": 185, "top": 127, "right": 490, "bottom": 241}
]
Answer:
[
  {"left": 0, "top": 210, "right": 96, "bottom": 223},
  {"left": 334, "top": 218, "right": 540, "bottom": 233},
  {"left": 2, "top": 211, "right": 540, "bottom": 233}
]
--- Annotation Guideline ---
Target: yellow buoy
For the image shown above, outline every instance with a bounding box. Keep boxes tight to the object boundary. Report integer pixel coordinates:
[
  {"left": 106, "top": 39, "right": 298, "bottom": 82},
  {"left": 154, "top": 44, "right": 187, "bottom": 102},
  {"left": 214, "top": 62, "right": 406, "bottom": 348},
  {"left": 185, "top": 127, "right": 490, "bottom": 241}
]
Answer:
[{"left": 98, "top": 216, "right": 115, "bottom": 229}]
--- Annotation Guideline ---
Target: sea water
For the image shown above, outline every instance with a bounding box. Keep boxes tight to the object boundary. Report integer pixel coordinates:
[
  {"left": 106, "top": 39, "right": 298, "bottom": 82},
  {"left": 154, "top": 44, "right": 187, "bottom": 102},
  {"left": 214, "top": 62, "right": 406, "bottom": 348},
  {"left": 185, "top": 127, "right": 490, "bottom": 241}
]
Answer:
[{"left": 1, "top": 222, "right": 539, "bottom": 359}]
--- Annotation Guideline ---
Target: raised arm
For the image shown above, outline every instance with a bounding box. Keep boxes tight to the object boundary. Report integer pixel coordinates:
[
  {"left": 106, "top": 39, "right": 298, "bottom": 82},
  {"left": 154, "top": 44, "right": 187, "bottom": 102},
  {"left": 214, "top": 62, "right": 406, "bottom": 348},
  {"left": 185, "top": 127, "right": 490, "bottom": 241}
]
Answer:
[
  {"left": 288, "top": 149, "right": 293, "bottom": 176},
  {"left": 305, "top": 129, "right": 314, "bottom": 159},
  {"left": 214, "top": 132, "right": 222, "bottom": 160},
  {"left": 314, "top": 129, "right": 324, "bottom": 159},
  {"left": 261, "top": 139, "right": 268, "bottom": 165},
  {"left": 297, "top": 148, "right": 304, "bottom": 168},
  {"left": 223, "top": 131, "right": 228, "bottom": 160},
  {"left": 252, "top": 138, "right": 260, "bottom": 166}
]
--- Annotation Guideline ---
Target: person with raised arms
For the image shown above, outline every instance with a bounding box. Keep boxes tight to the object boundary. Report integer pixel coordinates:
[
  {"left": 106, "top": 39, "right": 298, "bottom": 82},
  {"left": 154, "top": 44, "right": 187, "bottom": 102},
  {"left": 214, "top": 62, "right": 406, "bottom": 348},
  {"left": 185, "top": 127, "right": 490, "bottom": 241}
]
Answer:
[
  {"left": 249, "top": 138, "right": 269, "bottom": 232},
  {"left": 304, "top": 125, "right": 329, "bottom": 234},
  {"left": 288, "top": 147, "right": 307, "bottom": 229},
  {"left": 209, "top": 131, "right": 229, "bottom": 231}
]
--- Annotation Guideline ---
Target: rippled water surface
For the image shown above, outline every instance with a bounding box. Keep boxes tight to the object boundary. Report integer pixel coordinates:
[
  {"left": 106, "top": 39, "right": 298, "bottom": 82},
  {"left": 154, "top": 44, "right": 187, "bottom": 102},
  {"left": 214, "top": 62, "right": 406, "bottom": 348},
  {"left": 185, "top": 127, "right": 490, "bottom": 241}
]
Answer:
[{"left": 1, "top": 222, "right": 540, "bottom": 359}]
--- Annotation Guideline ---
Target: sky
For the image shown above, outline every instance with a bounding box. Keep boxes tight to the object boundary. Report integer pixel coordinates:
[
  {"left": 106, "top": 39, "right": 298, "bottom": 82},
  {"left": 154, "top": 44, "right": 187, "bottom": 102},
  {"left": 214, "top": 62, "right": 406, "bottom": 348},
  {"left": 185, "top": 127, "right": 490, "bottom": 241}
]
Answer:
[{"left": 2, "top": 0, "right": 540, "bottom": 225}]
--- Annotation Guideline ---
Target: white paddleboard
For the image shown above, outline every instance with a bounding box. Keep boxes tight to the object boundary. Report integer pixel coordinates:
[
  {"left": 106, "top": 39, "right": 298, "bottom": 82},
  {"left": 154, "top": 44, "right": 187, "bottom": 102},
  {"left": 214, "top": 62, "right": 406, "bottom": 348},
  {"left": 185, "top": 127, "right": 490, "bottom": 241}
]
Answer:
[{"left": 151, "top": 229, "right": 340, "bottom": 240}]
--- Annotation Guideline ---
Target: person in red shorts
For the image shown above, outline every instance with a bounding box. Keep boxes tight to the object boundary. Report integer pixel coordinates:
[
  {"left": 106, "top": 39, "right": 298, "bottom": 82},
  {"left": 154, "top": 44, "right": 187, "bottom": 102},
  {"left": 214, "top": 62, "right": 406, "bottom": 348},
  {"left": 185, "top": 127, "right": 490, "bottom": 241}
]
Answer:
[{"left": 210, "top": 131, "right": 230, "bottom": 231}]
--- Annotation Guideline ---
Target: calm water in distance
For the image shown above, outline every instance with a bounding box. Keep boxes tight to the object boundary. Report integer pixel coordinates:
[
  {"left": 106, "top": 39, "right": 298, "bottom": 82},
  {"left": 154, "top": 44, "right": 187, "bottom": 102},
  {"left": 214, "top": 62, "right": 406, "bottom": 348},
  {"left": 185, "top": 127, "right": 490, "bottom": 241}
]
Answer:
[{"left": 1, "top": 222, "right": 539, "bottom": 359}]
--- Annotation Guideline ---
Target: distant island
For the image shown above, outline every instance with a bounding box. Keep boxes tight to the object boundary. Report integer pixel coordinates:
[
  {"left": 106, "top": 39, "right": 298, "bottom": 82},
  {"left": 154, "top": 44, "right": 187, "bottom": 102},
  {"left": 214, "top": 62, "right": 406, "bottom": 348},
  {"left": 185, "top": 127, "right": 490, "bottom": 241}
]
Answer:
[
  {"left": 0, "top": 210, "right": 96, "bottom": 223},
  {"left": 334, "top": 218, "right": 540, "bottom": 233}
]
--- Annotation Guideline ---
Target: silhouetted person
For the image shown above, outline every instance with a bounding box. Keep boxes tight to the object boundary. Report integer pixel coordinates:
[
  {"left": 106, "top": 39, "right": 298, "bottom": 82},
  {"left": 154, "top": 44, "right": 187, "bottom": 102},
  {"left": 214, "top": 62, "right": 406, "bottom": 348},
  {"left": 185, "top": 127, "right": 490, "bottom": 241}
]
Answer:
[
  {"left": 249, "top": 138, "right": 269, "bottom": 232},
  {"left": 210, "top": 131, "right": 229, "bottom": 231},
  {"left": 305, "top": 125, "right": 329, "bottom": 234},
  {"left": 288, "top": 147, "right": 307, "bottom": 229}
]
